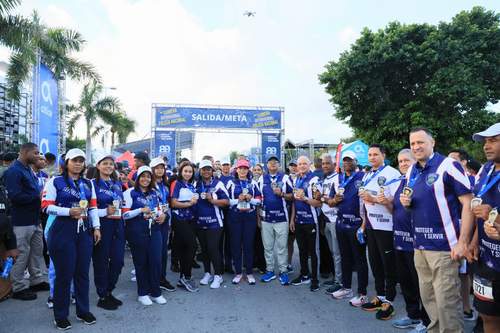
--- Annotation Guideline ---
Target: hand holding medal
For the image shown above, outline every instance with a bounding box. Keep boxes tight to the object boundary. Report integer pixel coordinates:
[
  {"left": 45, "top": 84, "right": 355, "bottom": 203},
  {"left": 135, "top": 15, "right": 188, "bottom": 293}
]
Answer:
[{"left": 484, "top": 208, "right": 500, "bottom": 241}]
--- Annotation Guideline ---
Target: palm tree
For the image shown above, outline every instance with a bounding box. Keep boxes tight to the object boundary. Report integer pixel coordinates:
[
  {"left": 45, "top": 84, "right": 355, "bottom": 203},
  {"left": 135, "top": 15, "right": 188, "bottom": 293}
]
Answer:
[
  {"left": 99, "top": 111, "right": 136, "bottom": 151},
  {"left": 5, "top": 11, "right": 100, "bottom": 100},
  {"left": 0, "top": 1, "right": 33, "bottom": 52},
  {"left": 66, "top": 81, "right": 120, "bottom": 160}
]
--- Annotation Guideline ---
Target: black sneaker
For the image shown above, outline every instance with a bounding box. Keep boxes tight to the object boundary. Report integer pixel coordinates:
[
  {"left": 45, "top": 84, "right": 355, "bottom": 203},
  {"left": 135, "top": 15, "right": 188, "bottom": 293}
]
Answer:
[
  {"left": 160, "top": 279, "right": 176, "bottom": 292},
  {"left": 97, "top": 297, "right": 118, "bottom": 311},
  {"left": 325, "top": 282, "right": 343, "bottom": 295},
  {"left": 291, "top": 275, "right": 311, "bottom": 286},
  {"left": 180, "top": 277, "right": 199, "bottom": 292},
  {"left": 30, "top": 282, "right": 50, "bottom": 292},
  {"left": 54, "top": 319, "right": 72, "bottom": 330},
  {"left": 108, "top": 293, "right": 123, "bottom": 306},
  {"left": 12, "top": 288, "right": 37, "bottom": 301},
  {"left": 76, "top": 312, "right": 96, "bottom": 325},
  {"left": 310, "top": 280, "right": 320, "bottom": 292},
  {"left": 361, "top": 296, "right": 383, "bottom": 312},
  {"left": 375, "top": 302, "right": 395, "bottom": 320}
]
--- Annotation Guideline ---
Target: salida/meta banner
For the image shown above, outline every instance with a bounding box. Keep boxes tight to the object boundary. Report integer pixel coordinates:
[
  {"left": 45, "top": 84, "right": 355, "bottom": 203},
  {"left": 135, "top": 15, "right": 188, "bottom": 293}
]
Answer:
[{"left": 154, "top": 106, "right": 281, "bottom": 130}]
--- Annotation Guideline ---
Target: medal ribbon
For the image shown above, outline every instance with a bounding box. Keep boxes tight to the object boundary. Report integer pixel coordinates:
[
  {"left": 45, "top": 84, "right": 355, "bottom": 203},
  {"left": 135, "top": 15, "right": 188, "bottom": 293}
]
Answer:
[
  {"left": 477, "top": 166, "right": 500, "bottom": 198},
  {"left": 362, "top": 165, "right": 386, "bottom": 187}
]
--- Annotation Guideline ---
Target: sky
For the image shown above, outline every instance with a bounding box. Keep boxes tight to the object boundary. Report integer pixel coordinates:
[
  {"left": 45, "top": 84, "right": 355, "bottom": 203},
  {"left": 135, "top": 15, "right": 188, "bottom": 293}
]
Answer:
[{"left": 1, "top": 0, "right": 499, "bottom": 160}]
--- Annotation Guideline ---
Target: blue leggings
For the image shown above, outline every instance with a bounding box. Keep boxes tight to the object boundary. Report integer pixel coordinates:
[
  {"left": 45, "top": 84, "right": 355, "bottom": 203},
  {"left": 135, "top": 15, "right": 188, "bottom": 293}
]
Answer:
[{"left": 229, "top": 210, "right": 257, "bottom": 275}]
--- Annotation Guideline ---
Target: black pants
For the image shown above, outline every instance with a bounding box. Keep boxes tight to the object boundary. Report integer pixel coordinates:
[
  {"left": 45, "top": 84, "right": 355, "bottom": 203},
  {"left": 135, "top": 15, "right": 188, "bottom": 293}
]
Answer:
[
  {"left": 295, "top": 223, "right": 319, "bottom": 281},
  {"left": 219, "top": 208, "right": 232, "bottom": 269},
  {"left": 337, "top": 227, "right": 368, "bottom": 294},
  {"left": 366, "top": 228, "right": 397, "bottom": 301},
  {"left": 395, "top": 250, "right": 430, "bottom": 325},
  {"left": 41, "top": 212, "right": 50, "bottom": 267},
  {"left": 319, "top": 213, "right": 334, "bottom": 276},
  {"left": 197, "top": 228, "right": 223, "bottom": 275},
  {"left": 172, "top": 217, "right": 196, "bottom": 279},
  {"left": 253, "top": 224, "right": 266, "bottom": 272}
]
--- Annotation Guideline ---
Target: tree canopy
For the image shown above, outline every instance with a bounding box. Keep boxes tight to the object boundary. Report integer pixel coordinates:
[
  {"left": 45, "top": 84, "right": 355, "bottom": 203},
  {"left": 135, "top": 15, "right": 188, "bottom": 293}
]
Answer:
[{"left": 319, "top": 6, "right": 500, "bottom": 161}]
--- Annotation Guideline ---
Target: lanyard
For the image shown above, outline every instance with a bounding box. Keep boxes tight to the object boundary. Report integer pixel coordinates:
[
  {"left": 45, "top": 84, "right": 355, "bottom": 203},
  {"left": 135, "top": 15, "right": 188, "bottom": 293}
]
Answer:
[
  {"left": 382, "top": 175, "right": 405, "bottom": 187},
  {"left": 240, "top": 180, "right": 248, "bottom": 191},
  {"left": 69, "top": 179, "right": 87, "bottom": 201},
  {"left": 201, "top": 178, "right": 212, "bottom": 193},
  {"left": 477, "top": 166, "right": 500, "bottom": 198},
  {"left": 103, "top": 180, "right": 120, "bottom": 201},
  {"left": 295, "top": 175, "right": 306, "bottom": 189},
  {"left": 408, "top": 167, "right": 423, "bottom": 189},
  {"left": 362, "top": 165, "right": 386, "bottom": 186},
  {"left": 339, "top": 173, "right": 355, "bottom": 188}
]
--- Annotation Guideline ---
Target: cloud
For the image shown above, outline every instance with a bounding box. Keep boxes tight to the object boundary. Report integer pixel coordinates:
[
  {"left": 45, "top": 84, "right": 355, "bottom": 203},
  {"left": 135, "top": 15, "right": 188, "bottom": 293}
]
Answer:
[{"left": 337, "top": 26, "right": 359, "bottom": 50}]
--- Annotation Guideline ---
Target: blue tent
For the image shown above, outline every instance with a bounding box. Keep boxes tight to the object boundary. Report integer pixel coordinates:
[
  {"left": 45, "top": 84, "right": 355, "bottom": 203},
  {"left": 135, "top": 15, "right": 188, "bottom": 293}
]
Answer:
[{"left": 340, "top": 140, "right": 369, "bottom": 167}]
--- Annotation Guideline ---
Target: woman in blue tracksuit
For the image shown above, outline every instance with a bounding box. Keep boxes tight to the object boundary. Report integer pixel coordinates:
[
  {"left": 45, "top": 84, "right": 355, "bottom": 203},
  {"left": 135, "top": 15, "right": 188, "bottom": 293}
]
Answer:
[
  {"left": 150, "top": 157, "right": 175, "bottom": 292},
  {"left": 91, "top": 154, "right": 125, "bottom": 311},
  {"left": 123, "top": 166, "right": 167, "bottom": 306},
  {"left": 226, "top": 159, "right": 262, "bottom": 285},
  {"left": 41, "top": 149, "right": 101, "bottom": 330}
]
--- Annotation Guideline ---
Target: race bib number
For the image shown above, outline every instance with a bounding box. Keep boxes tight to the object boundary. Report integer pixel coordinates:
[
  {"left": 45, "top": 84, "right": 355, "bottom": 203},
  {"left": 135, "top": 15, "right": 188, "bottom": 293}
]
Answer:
[{"left": 473, "top": 275, "right": 494, "bottom": 301}]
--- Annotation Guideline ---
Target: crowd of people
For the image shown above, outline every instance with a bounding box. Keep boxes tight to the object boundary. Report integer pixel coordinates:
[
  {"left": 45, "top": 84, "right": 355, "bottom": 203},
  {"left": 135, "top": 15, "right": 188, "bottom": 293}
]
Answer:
[{"left": 0, "top": 124, "right": 499, "bottom": 333}]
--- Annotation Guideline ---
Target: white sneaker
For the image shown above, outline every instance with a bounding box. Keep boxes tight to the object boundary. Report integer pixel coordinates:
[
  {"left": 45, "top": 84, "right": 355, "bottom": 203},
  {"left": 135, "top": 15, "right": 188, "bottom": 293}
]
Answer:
[
  {"left": 138, "top": 295, "right": 152, "bottom": 306},
  {"left": 131, "top": 276, "right": 136, "bottom": 282},
  {"left": 131, "top": 269, "right": 136, "bottom": 275},
  {"left": 232, "top": 274, "right": 243, "bottom": 284},
  {"left": 349, "top": 294, "right": 368, "bottom": 307},
  {"left": 247, "top": 274, "right": 256, "bottom": 285},
  {"left": 332, "top": 288, "right": 354, "bottom": 299},
  {"left": 200, "top": 272, "right": 212, "bottom": 286},
  {"left": 151, "top": 295, "right": 167, "bottom": 305},
  {"left": 210, "top": 275, "right": 223, "bottom": 289},
  {"left": 408, "top": 323, "right": 428, "bottom": 333}
]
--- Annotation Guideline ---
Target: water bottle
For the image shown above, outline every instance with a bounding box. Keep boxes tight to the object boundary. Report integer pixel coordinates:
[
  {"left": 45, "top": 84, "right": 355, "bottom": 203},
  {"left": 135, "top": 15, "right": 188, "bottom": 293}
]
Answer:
[
  {"left": 356, "top": 228, "right": 365, "bottom": 244},
  {"left": 1, "top": 257, "right": 14, "bottom": 279}
]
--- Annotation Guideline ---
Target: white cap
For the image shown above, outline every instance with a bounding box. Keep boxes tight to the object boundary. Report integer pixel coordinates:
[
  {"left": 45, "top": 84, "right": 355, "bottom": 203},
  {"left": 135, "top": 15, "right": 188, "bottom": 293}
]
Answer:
[
  {"left": 199, "top": 159, "right": 213, "bottom": 169},
  {"left": 65, "top": 148, "right": 85, "bottom": 161},
  {"left": 473, "top": 123, "right": 500, "bottom": 142},
  {"left": 341, "top": 150, "right": 357, "bottom": 160},
  {"left": 136, "top": 165, "right": 152, "bottom": 179},
  {"left": 95, "top": 153, "right": 114, "bottom": 165},
  {"left": 221, "top": 158, "right": 230, "bottom": 165},
  {"left": 150, "top": 157, "right": 166, "bottom": 168}
]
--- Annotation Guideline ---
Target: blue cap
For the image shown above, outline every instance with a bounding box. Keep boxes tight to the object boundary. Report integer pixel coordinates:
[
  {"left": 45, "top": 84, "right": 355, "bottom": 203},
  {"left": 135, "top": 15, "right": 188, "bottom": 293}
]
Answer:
[
  {"left": 266, "top": 155, "right": 280, "bottom": 162},
  {"left": 288, "top": 159, "right": 297, "bottom": 166}
]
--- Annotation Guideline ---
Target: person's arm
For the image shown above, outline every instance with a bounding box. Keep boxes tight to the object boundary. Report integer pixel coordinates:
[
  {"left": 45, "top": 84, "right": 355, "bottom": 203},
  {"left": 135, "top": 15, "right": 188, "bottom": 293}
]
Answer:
[
  {"left": 250, "top": 181, "right": 262, "bottom": 206},
  {"left": 5, "top": 169, "right": 38, "bottom": 204},
  {"left": 289, "top": 202, "right": 296, "bottom": 232},
  {"left": 122, "top": 190, "right": 146, "bottom": 220},
  {"left": 208, "top": 182, "right": 229, "bottom": 208},
  {"left": 451, "top": 193, "right": 474, "bottom": 260},
  {"left": 88, "top": 182, "right": 101, "bottom": 243},
  {"left": 283, "top": 176, "right": 294, "bottom": 201}
]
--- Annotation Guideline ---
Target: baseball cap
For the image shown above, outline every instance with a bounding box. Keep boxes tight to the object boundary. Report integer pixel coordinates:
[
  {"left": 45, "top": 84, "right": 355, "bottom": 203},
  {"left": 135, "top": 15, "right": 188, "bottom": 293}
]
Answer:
[
  {"left": 288, "top": 159, "right": 297, "bottom": 166},
  {"left": 341, "top": 151, "right": 357, "bottom": 160},
  {"left": 472, "top": 123, "right": 500, "bottom": 142},
  {"left": 221, "top": 158, "right": 230, "bottom": 165},
  {"left": 136, "top": 165, "right": 152, "bottom": 179},
  {"left": 266, "top": 155, "right": 280, "bottom": 162},
  {"left": 134, "top": 151, "right": 150, "bottom": 163},
  {"left": 199, "top": 159, "right": 213, "bottom": 169},
  {"left": 65, "top": 148, "right": 85, "bottom": 161},
  {"left": 236, "top": 159, "right": 250, "bottom": 169},
  {"left": 95, "top": 153, "right": 114, "bottom": 165},
  {"left": 150, "top": 157, "right": 166, "bottom": 168}
]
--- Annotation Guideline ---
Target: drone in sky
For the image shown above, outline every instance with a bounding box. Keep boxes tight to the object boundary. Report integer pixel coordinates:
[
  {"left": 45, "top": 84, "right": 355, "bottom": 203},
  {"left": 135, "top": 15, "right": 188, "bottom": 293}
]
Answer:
[{"left": 243, "top": 11, "right": 256, "bottom": 17}]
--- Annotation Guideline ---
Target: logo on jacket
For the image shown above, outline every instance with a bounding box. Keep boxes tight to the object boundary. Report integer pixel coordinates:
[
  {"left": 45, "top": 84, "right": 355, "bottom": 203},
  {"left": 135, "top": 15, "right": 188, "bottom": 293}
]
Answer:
[
  {"left": 377, "top": 176, "right": 386, "bottom": 186},
  {"left": 426, "top": 173, "right": 439, "bottom": 186}
]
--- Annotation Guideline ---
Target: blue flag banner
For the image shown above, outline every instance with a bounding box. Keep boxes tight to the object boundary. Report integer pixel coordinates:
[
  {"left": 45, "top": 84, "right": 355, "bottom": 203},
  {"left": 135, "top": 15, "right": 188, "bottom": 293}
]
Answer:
[
  {"left": 153, "top": 130, "right": 176, "bottom": 163},
  {"left": 261, "top": 133, "right": 281, "bottom": 164},
  {"left": 341, "top": 140, "right": 369, "bottom": 166},
  {"left": 33, "top": 63, "right": 59, "bottom": 155},
  {"left": 154, "top": 106, "right": 282, "bottom": 130}
]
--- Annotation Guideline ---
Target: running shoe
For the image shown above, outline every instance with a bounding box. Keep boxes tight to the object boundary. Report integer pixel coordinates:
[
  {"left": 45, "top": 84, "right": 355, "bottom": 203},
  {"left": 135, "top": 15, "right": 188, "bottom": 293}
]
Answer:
[
  {"left": 361, "top": 296, "right": 383, "bottom": 312},
  {"left": 279, "top": 272, "right": 290, "bottom": 286},
  {"left": 210, "top": 275, "right": 223, "bottom": 289},
  {"left": 392, "top": 317, "right": 421, "bottom": 329},
  {"left": 349, "top": 294, "right": 368, "bottom": 307},
  {"left": 291, "top": 275, "right": 311, "bottom": 286},
  {"left": 261, "top": 271, "right": 276, "bottom": 283},
  {"left": 232, "top": 274, "right": 243, "bottom": 284},
  {"left": 332, "top": 288, "right": 353, "bottom": 300},
  {"left": 325, "top": 282, "right": 343, "bottom": 295},
  {"left": 200, "top": 272, "right": 212, "bottom": 285}
]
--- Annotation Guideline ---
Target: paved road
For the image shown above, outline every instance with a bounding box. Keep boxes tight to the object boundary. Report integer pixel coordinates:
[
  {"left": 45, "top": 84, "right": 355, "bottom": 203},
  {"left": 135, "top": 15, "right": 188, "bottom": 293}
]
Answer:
[{"left": 0, "top": 250, "right": 476, "bottom": 333}]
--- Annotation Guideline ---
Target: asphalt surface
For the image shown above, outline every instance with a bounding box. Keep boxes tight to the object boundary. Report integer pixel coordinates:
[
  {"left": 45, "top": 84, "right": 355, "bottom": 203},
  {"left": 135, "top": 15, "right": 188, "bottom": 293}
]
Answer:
[{"left": 0, "top": 250, "right": 477, "bottom": 333}]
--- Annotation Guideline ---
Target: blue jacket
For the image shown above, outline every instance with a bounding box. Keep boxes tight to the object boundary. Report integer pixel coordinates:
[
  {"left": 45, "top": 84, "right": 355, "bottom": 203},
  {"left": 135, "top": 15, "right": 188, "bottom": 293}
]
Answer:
[{"left": 4, "top": 160, "right": 41, "bottom": 226}]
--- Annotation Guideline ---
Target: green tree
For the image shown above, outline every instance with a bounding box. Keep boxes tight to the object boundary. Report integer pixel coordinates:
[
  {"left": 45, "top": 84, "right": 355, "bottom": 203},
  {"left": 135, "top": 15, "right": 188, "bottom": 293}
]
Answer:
[
  {"left": 99, "top": 111, "right": 136, "bottom": 150},
  {"left": 319, "top": 6, "right": 500, "bottom": 161},
  {"left": 5, "top": 11, "right": 100, "bottom": 100},
  {"left": 65, "top": 136, "right": 85, "bottom": 150},
  {"left": 0, "top": 1, "right": 33, "bottom": 55},
  {"left": 66, "top": 81, "right": 121, "bottom": 160}
]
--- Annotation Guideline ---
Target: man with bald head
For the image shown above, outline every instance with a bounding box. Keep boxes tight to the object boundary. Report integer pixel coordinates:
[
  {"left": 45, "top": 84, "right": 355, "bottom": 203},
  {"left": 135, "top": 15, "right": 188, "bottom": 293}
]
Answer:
[
  {"left": 290, "top": 156, "right": 323, "bottom": 292},
  {"left": 400, "top": 127, "right": 474, "bottom": 333}
]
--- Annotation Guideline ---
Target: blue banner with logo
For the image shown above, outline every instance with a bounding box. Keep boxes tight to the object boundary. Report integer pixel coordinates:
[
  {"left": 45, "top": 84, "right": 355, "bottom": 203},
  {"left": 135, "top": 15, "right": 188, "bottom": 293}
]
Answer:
[
  {"left": 261, "top": 133, "right": 281, "bottom": 164},
  {"left": 153, "top": 130, "right": 176, "bottom": 163},
  {"left": 33, "top": 63, "right": 59, "bottom": 156},
  {"left": 155, "top": 106, "right": 281, "bottom": 129},
  {"left": 341, "top": 140, "right": 369, "bottom": 166}
]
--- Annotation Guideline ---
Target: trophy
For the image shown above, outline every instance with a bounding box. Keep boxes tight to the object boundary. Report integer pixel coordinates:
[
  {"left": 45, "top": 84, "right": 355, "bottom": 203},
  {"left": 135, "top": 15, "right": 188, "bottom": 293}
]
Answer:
[
  {"left": 111, "top": 199, "right": 122, "bottom": 217},
  {"left": 486, "top": 208, "right": 498, "bottom": 227},
  {"left": 79, "top": 199, "right": 88, "bottom": 217},
  {"left": 470, "top": 197, "right": 483, "bottom": 209}
]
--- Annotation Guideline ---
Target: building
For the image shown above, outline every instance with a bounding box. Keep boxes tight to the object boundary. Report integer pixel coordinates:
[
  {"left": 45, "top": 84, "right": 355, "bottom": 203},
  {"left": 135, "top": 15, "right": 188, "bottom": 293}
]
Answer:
[{"left": 0, "top": 61, "right": 29, "bottom": 152}]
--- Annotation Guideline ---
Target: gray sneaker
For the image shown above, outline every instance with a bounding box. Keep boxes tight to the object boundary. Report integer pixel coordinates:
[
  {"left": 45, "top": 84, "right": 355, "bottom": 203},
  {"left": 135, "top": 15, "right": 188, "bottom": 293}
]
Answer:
[{"left": 180, "top": 277, "right": 199, "bottom": 293}]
